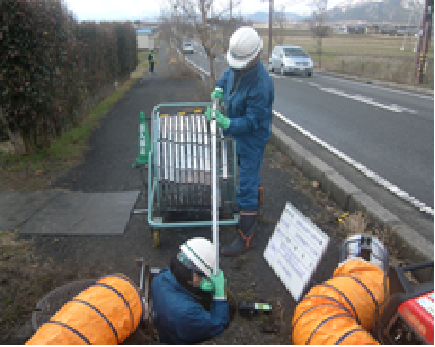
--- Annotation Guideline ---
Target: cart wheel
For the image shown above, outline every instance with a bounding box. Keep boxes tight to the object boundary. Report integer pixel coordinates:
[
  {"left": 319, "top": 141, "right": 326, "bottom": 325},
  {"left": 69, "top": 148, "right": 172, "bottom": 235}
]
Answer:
[{"left": 153, "top": 229, "right": 160, "bottom": 248}]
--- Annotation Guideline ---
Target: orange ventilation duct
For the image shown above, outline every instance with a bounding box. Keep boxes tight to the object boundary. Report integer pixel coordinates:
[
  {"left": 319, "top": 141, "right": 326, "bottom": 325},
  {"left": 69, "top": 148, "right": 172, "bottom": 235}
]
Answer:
[
  {"left": 292, "top": 258, "right": 389, "bottom": 345},
  {"left": 26, "top": 274, "right": 142, "bottom": 345}
]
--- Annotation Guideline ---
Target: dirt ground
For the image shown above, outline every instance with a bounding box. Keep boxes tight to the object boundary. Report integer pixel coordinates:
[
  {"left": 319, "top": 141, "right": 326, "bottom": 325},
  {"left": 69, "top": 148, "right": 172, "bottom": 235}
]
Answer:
[{"left": 0, "top": 43, "right": 409, "bottom": 344}]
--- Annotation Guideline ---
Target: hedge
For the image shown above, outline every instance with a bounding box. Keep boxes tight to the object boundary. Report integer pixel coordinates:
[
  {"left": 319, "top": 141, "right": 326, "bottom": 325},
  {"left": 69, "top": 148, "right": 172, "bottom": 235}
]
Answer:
[{"left": 1, "top": 0, "right": 138, "bottom": 153}]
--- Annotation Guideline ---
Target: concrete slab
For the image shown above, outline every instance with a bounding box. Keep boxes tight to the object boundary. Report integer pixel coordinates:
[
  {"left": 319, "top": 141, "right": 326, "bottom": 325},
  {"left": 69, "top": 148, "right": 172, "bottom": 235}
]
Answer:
[
  {"left": 17, "top": 191, "right": 139, "bottom": 235},
  {"left": 0, "top": 190, "right": 62, "bottom": 231}
]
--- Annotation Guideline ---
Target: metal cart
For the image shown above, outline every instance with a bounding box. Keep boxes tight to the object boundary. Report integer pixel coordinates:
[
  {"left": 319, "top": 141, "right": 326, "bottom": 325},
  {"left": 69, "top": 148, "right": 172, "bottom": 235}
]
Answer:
[{"left": 147, "top": 102, "right": 239, "bottom": 247}]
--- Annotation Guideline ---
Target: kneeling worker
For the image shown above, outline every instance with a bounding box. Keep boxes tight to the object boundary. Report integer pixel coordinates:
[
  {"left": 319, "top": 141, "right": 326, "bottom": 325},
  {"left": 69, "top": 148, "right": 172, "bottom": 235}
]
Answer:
[{"left": 151, "top": 237, "right": 229, "bottom": 344}]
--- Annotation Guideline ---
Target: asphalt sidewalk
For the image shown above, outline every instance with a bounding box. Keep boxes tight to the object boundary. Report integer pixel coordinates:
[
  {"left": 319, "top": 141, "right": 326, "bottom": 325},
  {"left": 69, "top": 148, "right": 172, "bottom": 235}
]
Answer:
[{"left": 0, "top": 41, "right": 432, "bottom": 344}]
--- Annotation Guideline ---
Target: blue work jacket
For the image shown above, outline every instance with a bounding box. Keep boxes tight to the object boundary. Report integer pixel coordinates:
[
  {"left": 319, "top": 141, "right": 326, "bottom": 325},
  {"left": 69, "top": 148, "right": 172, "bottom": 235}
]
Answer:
[
  {"left": 216, "top": 60, "right": 274, "bottom": 156},
  {"left": 151, "top": 268, "right": 229, "bottom": 344}
]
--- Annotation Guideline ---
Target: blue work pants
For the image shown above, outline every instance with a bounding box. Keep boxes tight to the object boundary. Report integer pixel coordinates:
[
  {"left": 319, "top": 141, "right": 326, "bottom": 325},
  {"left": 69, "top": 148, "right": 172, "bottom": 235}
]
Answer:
[{"left": 237, "top": 149, "right": 264, "bottom": 210}]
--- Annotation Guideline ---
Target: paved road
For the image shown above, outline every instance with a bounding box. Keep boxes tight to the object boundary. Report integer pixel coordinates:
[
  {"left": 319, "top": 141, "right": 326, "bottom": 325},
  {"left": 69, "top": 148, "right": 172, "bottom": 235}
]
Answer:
[
  {"left": 183, "top": 43, "right": 434, "bottom": 215},
  {"left": 272, "top": 74, "right": 434, "bottom": 210}
]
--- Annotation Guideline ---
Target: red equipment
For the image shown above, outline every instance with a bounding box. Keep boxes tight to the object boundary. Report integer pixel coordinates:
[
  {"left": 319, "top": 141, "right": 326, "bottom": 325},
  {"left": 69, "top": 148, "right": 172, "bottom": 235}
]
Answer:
[
  {"left": 377, "top": 261, "right": 434, "bottom": 345},
  {"left": 397, "top": 290, "right": 434, "bottom": 344}
]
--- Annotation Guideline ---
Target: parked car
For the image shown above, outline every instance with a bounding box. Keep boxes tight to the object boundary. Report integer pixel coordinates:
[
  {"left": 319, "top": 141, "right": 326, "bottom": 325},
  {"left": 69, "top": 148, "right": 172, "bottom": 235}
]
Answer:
[
  {"left": 269, "top": 45, "right": 313, "bottom": 77},
  {"left": 183, "top": 42, "right": 194, "bottom": 54}
]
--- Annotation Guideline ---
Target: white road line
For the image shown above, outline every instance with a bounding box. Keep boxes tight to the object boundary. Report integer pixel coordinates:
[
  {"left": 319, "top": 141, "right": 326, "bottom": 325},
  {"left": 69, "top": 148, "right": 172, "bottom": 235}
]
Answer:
[
  {"left": 319, "top": 74, "right": 434, "bottom": 100},
  {"left": 273, "top": 110, "right": 434, "bottom": 216},
  {"left": 307, "top": 82, "right": 418, "bottom": 113}
]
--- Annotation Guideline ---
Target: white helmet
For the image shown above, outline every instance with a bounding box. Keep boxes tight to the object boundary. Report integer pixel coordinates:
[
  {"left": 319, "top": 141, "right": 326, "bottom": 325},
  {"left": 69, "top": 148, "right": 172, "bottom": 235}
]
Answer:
[
  {"left": 180, "top": 237, "right": 215, "bottom": 278},
  {"left": 227, "top": 26, "right": 263, "bottom": 69}
]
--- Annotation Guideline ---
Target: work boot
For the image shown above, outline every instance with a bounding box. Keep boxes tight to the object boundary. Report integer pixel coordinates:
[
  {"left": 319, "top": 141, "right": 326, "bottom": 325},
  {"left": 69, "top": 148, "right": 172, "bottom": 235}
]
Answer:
[{"left": 221, "top": 210, "right": 257, "bottom": 256}]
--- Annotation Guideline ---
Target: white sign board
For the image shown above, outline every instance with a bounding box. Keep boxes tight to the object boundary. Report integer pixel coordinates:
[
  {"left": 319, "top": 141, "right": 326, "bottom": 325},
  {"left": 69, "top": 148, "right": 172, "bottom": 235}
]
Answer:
[{"left": 264, "top": 202, "right": 330, "bottom": 302}]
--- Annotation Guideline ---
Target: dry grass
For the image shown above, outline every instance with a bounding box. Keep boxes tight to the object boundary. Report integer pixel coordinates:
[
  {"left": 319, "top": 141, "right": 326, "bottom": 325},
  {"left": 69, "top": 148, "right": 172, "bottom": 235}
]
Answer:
[{"left": 0, "top": 229, "right": 106, "bottom": 341}]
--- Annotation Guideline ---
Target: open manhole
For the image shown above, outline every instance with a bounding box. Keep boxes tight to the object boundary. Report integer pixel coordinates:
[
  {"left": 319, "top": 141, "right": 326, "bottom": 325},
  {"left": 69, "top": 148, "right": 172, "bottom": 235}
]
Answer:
[{"left": 32, "top": 279, "right": 95, "bottom": 332}]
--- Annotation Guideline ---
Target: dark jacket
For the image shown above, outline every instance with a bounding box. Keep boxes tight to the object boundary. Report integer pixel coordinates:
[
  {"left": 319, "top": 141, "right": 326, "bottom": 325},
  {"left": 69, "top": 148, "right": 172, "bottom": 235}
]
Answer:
[
  {"left": 151, "top": 268, "right": 229, "bottom": 344},
  {"left": 216, "top": 60, "right": 274, "bottom": 155}
]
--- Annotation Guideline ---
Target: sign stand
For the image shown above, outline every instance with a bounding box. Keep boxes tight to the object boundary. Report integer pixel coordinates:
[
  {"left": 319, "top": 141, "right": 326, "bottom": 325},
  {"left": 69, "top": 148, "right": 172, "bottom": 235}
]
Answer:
[{"left": 264, "top": 202, "right": 330, "bottom": 302}]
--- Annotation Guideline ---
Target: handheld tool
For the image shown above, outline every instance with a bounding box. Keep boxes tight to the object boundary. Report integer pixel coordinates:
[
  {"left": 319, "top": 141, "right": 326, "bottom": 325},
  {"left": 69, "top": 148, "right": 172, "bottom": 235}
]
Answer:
[{"left": 211, "top": 95, "right": 220, "bottom": 276}]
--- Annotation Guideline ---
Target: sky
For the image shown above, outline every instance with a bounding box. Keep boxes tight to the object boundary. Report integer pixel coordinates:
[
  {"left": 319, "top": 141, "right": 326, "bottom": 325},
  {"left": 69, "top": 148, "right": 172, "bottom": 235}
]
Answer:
[{"left": 64, "top": 0, "right": 346, "bottom": 21}]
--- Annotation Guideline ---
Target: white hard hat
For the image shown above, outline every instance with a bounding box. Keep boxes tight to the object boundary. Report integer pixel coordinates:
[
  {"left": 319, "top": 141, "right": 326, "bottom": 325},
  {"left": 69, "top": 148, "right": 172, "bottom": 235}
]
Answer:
[
  {"left": 180, "top": 237, "right": 215, "bottom": 278},
  {"left": 227, "top": 26, "right": 263, "bottom": 69}
]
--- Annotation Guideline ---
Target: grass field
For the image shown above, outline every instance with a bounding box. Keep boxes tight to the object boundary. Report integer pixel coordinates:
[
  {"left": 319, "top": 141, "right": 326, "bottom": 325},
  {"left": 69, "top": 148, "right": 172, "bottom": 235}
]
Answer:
[{"left": 255, "top": 27, "right": 434, "bottom": 88}]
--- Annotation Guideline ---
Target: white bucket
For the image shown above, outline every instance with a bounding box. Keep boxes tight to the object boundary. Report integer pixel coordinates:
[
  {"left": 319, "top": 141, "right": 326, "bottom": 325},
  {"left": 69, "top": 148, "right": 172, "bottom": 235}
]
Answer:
[{"left": 340, "top": 234, "right": 389, "bottom": 273}]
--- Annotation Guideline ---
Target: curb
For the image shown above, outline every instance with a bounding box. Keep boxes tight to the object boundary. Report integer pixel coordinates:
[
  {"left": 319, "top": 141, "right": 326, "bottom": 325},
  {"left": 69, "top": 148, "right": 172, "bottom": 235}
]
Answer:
[{"left": 271, "top": 124, "right": 434, "bottom": 264}]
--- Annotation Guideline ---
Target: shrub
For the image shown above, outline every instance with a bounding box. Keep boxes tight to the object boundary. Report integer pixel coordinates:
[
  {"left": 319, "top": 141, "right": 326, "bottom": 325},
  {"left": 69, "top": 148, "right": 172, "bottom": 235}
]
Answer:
[{"left": 0, "top": 0, "right": 138, "bottom": 153}]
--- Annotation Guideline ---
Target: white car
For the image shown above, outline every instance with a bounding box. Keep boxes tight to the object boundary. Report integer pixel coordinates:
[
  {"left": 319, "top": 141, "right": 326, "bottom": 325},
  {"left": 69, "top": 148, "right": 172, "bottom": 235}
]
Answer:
[
  {"left": 269, "top": 45, "right": 313, "bottom": 77},
  {"left": 183, "top": 42, "right": 194, "bottom": 54}
]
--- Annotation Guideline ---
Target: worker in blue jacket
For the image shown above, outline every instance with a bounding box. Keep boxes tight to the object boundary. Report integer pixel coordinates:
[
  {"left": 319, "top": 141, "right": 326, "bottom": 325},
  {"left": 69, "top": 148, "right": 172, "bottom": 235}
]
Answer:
[
  {"left": 151, "top": 237, "right": 229, "bottom": 344},
  {"left": 205, "top": 26, "right": 275, "bottom": 256}
]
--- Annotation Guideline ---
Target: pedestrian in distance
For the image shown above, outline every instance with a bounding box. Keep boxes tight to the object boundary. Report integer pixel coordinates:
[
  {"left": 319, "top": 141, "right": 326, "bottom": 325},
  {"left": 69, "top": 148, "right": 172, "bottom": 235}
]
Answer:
[
  {"left": 151, "top": 237, "right": 229, "bottom": 344},
  {"left": 148, "top": 49, "right": 154, "bottom": 73},
  {"left": 205, "top": 26, "right": 275, "bottom": 256}
]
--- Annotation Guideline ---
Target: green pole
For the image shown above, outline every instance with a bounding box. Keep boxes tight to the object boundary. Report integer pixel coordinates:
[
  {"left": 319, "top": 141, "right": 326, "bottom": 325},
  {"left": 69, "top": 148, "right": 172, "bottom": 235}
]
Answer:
[{"left": 134, "top": 111, "right": 150, "bottom": 167}]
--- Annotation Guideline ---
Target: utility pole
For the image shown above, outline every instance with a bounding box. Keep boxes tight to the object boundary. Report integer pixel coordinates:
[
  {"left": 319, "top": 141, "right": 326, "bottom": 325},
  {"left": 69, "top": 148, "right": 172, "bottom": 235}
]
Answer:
[
  {"left": 414, "top": 0, "right": 433, "bottom": 84},
  {"left": 268, "top": 0, "right": 274, "bottom": 58},
  {"left": 230, "top": 0, "right": 232, "bottom": 20}
]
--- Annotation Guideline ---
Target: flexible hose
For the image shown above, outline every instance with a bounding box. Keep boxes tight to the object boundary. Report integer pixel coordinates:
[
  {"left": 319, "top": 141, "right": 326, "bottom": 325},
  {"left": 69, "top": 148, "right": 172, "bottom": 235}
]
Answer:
[
  {"left": 26, "top": 274, "right": 142, "bottom": 345},
  {"left": 292, "top": 259, "right": 389, "bottom": 345}
]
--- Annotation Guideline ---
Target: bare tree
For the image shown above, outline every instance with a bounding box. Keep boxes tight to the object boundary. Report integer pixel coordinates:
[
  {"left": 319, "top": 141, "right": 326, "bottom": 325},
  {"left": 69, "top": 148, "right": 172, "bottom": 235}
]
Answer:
[
  {"left": 309, "top": 0, "right": 329, "bottom": 70},
  {"left": 273, "top": 5, "right": 286, "bottom": 45},
  {"left": 165, "top": 0, "right": 241, "bottom": 87}
]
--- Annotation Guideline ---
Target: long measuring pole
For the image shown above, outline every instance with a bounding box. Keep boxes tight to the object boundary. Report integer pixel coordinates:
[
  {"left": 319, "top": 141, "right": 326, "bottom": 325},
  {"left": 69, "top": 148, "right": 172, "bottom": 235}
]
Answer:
[{"left": 211, "top": 99, "right": 219, "bottom": 276}]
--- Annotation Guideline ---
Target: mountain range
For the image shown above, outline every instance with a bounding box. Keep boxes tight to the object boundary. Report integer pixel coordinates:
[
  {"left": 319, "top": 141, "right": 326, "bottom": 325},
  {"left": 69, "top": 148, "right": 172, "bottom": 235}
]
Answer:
[{"left": 246, "top": 0, "right": 425, "bottom": 24}]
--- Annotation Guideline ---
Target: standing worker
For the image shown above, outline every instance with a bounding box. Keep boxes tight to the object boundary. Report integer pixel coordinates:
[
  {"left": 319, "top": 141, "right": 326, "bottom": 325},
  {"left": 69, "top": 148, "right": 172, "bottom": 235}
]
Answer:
[
  {"left": 148, "top": 49, "right": 154, "bottom": 73},
  {"left": 205, "top": 26, "right": 274, "bottom": 256},
  {"left": 151, "top": 237, "right": 229, "bottom": 344}
]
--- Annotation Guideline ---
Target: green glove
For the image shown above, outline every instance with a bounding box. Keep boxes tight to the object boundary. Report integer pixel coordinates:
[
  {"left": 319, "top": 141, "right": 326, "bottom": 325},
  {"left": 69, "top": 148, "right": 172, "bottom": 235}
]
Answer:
[
  {"left": 209, "top": 269, "right": 227, "bottom": 300},
  {"left": 205, "top": 108, "right": 230, "bottom": 130},
  {"left": 199, "top": 277, "right": 214, "bottom": 292},
  {"left": 216, "top": 111, "right": 231, "bottom": 131},
  {"left": 205, "top": 106, "right": 212, "bottom": 122},
  {"left": 211, "top": 88, "right": 224, "bottom": 103}
]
